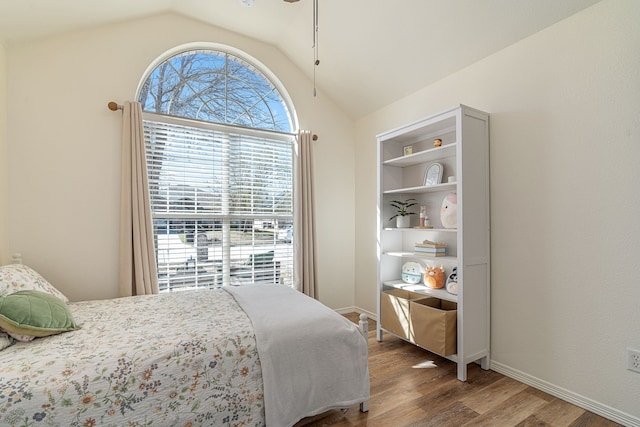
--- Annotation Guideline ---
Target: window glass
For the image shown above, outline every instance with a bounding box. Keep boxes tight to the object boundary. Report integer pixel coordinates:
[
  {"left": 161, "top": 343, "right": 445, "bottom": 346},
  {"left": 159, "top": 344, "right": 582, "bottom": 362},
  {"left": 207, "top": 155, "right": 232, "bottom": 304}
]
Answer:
[
  {"left": 139, "top": 49, "right": 294, "bottom": 291},
  {"left": 139, "top": 50, "right": 292, "bottom": 132}
]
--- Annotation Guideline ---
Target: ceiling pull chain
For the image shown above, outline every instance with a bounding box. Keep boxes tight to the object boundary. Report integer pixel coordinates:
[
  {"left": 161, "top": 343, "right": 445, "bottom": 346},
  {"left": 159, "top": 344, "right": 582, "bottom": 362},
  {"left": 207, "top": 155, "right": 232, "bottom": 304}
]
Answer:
[{"left": 313, "top": 0, "right": 319, "bottom": 97}]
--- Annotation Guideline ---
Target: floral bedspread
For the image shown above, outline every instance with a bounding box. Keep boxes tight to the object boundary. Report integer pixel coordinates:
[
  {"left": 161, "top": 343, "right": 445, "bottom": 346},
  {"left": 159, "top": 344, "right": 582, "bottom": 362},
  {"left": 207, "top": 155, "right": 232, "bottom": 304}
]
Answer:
[{"left": 0, "top": 289, "right": 265, "bottom": 427}]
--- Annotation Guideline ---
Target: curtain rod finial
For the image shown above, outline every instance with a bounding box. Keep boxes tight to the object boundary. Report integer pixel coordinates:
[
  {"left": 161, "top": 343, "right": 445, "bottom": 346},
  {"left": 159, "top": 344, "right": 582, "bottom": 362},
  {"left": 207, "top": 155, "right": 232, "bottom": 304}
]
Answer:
[{"left": 108, "top": 101, "right": 122, "bottom": 111}]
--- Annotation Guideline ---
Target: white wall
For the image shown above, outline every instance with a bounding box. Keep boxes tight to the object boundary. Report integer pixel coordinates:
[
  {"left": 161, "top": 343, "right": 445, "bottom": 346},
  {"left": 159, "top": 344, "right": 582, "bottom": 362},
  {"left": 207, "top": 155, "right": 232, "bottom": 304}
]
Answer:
[
  {"left": 355, "top": 0, "right": 640, "bottom": 423},
  {"left": 5, "top": 12, "right": 356, "bottom": 308},
  {"left": 0, "top": 42, "right": 7, "bottom": 263}
]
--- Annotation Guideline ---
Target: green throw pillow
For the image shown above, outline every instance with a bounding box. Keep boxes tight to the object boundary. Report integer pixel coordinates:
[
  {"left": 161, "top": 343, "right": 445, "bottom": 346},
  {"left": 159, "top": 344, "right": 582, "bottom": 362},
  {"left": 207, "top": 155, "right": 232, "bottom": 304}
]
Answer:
[{"left": 0, "top": 290, "right": 80, "bottom": 338}]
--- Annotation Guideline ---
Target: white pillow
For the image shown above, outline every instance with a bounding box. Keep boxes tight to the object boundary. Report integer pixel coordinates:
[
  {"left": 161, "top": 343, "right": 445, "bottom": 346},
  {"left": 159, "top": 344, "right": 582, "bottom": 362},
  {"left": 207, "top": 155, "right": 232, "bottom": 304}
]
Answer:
[{"left": 0, "top": 264, "right": 69, "bottom": 303}]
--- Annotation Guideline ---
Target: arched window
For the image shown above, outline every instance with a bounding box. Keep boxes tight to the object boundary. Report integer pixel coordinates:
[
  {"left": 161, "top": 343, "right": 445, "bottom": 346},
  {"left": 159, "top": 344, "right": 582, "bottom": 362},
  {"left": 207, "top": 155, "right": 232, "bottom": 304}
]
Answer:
[
  {"left": 139, "top": 49, "right": 293, "bottom": 132},
  {"left": 138, "top": 47, "right": 295, "bottom": 292}
]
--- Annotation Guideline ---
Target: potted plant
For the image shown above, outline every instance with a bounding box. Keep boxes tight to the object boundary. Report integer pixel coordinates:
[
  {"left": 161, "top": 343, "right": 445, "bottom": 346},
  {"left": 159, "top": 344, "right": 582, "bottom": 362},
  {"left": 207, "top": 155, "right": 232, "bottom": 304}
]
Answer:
[{"left": 389, "top": 198, "right": 417, "bottom": 228}]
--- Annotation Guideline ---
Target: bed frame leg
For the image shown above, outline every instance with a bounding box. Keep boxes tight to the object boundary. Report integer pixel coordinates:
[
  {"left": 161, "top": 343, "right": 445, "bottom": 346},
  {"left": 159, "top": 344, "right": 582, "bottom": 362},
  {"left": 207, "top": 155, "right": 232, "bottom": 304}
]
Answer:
[{"left": 358, "top": 313, "right": 370, "bottom": 413}]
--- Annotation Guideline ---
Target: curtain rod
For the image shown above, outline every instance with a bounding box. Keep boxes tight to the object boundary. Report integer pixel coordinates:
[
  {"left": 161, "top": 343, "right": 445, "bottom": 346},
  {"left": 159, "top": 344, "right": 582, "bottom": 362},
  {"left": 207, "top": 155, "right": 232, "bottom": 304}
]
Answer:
[{"left": 107, "top": 101, "right": 318, "bottom": 141}]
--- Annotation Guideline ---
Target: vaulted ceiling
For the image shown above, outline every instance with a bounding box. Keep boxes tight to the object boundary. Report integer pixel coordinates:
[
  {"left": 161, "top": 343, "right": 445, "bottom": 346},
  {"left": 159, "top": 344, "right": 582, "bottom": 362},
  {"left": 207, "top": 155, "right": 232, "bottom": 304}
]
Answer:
[{"left": 0, "top": 0, "right": 601, "bottom": 119}]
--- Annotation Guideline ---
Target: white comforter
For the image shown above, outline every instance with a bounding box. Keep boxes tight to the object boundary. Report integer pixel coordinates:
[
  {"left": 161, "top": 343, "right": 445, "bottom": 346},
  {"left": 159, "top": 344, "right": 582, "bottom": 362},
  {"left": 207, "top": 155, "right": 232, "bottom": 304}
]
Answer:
[{"left": 224, "top": 285, "right": 370, "bottom": 427}]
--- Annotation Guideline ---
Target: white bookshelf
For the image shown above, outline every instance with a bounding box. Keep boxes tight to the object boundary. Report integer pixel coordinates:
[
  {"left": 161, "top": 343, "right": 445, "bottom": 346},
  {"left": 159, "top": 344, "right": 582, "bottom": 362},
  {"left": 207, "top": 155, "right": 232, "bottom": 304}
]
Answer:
[{"left": 376, "top": 105, "right": 490, "bottom": 381}]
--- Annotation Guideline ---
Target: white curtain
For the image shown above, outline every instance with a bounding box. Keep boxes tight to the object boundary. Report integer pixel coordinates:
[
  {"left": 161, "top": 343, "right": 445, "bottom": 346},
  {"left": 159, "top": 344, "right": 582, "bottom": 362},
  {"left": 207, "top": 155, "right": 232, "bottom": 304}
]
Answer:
[
  {"left": 118, "top": 101, "right": 159, "bottom": 297},
  {"left": 293, "top": 130, "right": 317, "bottom": 298}
]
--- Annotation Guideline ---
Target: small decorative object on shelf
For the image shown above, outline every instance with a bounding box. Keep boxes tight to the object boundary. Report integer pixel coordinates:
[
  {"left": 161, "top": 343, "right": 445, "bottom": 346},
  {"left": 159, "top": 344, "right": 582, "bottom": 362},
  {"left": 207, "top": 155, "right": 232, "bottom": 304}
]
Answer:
[
  {"left": 440, "top": 192, "right": 457, "bottom": 229},
  {"left": 434, "top": 138, "right": 443, "bottom": 147},
  {"left": 416, "top": 239, "right": 445, "bottom": 248},
  {"left": 402, "top": 262, "right": 425, "bottom": 284},
  {"left": 415, "top": 206, "right": 432, "bottom": 228},
  {"left": 446, "top": 267, "right": 458, "bottom": 295},
  {"left": 424, "top": 265, "right": 445, "bottom": 289},
  {"left": 414, "top": 239, "right": 446, "bottom": 256},
  {"left": 389, "top": 198, "right": 417, "bottom": 228},
  {"left": 424, "top": 162, "right": 443, "bottom": 186},
  {"left": 403, "top": 145, "right": 413, "bottom": 156},
  {"left": 419, "top": 206, "right": 429, "bottom": 227}
]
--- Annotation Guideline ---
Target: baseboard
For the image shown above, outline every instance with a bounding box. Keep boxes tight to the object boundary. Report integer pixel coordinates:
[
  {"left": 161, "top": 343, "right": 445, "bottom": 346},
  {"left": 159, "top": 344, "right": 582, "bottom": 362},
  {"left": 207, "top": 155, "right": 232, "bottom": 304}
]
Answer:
[{"left": 491, "top": 361, "right": 639, "bottom": 427}]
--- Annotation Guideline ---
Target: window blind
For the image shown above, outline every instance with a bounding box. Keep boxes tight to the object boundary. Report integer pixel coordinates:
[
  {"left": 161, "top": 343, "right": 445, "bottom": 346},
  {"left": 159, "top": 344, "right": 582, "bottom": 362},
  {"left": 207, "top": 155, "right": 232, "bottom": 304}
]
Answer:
[{"left": 143, "top": 116, "right": 294, "bottom": 292}]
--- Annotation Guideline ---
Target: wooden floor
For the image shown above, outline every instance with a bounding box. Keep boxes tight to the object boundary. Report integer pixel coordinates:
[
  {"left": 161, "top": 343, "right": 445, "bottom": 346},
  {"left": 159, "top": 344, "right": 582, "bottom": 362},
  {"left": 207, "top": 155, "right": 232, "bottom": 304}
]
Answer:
[{"left": 295, "top": 313, "right": 620, "bottom": 427}]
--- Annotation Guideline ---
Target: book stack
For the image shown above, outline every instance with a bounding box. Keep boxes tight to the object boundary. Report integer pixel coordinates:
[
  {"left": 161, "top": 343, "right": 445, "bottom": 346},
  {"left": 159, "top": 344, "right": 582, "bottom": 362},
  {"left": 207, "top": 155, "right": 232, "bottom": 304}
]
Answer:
[{"left": 414, "top": 240, "right": 446, "bottom": 257}]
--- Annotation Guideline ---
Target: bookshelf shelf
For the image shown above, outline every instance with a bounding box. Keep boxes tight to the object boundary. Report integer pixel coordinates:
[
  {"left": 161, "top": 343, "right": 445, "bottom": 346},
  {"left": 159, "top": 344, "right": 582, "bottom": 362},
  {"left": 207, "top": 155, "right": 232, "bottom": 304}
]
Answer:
[{"left": 382, "top": 280, "right": 457, "bottom": 303}]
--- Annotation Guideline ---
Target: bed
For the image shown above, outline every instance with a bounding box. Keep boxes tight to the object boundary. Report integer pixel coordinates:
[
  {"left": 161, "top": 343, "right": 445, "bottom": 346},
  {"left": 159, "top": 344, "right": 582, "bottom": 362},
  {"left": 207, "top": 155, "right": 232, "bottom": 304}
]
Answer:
[{"left": 0, "top": 264, "right": 370, "bottom": 427}]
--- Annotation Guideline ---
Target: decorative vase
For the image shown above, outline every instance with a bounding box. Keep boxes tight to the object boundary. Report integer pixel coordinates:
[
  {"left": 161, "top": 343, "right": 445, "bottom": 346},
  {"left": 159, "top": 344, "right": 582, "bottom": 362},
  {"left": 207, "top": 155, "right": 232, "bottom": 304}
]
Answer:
[{"left": 396, "top": 215, "right": 411, "bottom": 228}]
